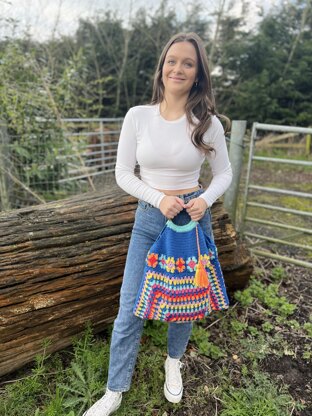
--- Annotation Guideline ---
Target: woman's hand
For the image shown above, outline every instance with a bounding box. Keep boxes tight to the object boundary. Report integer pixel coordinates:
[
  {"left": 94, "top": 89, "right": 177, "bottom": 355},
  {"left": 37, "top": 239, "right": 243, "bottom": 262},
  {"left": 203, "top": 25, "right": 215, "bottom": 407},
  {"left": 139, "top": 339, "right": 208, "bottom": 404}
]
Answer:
[
  {"left": 184, "top": 197, "right": 208, "bottom": 221},
  {"left": 159, "top": 196, "right": 185, "bottom": 219}
]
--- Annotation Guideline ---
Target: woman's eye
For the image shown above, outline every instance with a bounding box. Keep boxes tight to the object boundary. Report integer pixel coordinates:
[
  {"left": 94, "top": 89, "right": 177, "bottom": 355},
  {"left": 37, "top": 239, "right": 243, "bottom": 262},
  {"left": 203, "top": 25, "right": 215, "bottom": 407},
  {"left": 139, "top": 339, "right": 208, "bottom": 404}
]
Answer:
[{"left": 166, "top": 60, "right": 193, "bottom": 67}]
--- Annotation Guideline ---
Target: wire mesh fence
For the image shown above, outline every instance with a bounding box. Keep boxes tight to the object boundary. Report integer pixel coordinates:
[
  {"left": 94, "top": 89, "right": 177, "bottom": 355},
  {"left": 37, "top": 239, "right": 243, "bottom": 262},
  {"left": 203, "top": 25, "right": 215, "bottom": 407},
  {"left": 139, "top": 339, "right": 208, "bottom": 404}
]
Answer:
[{"left": 0, "top": 118, "right": 123, "bottom": 210}]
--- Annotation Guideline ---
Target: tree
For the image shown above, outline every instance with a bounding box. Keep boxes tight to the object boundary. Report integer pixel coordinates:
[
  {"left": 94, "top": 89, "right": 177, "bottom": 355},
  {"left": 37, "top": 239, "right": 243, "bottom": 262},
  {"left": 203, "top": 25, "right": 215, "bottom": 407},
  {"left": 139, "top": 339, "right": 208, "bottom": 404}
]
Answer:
[{"left": 217, "top": 0, "right": 312, "bottom": 126}]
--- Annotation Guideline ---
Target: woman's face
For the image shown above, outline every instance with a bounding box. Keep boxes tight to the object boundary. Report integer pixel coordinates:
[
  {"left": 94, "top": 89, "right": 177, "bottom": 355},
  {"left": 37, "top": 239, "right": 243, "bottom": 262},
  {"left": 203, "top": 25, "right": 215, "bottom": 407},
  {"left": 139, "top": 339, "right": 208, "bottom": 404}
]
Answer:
[{"left": 162, "top": 41, "right": 198, "bottom": 97}]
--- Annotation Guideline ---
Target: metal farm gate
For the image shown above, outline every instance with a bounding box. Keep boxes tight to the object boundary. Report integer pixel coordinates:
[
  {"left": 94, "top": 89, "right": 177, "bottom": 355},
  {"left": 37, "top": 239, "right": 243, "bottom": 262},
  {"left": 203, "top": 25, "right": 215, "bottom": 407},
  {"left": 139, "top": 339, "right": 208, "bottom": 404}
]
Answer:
[
  {"left": 0, "top": 118, "right": 123, "bottom": 210},
  {"left": 240, "top": 123, "right": 312, "bottom": 268},
  {"left": 60, "top": 117, "right": 123, "bottom": 183}
]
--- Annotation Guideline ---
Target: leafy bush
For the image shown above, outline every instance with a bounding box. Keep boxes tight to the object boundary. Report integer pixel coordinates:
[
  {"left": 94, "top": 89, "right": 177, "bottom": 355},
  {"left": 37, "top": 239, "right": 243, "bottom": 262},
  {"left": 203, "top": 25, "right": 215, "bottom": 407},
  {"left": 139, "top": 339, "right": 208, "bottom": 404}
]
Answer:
[{"left": 0, "top": 42, "right": 81, "bottom": 207}]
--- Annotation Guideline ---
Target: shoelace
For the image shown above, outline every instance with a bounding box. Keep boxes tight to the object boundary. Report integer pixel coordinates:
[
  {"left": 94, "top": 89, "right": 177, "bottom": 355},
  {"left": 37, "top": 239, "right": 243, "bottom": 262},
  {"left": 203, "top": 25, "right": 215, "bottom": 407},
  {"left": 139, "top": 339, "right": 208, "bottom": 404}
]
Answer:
[{"left": 167, "top": 360, "right": 184, "bottom": 387}]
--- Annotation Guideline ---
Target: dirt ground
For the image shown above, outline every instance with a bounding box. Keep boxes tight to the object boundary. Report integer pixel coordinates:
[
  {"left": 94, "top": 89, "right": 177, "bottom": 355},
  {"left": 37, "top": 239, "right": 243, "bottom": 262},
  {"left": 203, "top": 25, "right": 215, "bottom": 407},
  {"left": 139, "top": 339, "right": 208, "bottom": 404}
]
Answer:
[
  {"left": 261, "top": 264, "right": 312, "bottom": 415},
  {"left": 177, "top": 260, "right": 312, "bottom": 416}
]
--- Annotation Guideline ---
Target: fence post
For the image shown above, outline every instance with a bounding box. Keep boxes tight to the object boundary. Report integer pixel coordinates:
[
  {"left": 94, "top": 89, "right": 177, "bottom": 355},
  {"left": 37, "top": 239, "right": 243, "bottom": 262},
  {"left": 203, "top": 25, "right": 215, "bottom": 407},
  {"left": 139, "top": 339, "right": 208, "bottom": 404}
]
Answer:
[
  {"left": 224, "top": 120, "right": 247, "bottom": 226},
  {"left": 306, "top": 134, "right": 311, "bottom": 155},
  {"left": 99, "top": 120, "right": 105, "bottom": 171},
  {"left": 0, "top": 120, "right": 11, "bottom": 211}
]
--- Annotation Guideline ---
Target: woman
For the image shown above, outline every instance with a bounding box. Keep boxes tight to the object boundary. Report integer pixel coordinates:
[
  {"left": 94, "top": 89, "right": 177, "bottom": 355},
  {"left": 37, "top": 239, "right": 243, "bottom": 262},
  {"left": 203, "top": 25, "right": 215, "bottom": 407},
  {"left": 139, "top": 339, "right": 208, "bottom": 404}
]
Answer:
[{"left": 84, "top": 32, "right": 232, "bottom": 416}]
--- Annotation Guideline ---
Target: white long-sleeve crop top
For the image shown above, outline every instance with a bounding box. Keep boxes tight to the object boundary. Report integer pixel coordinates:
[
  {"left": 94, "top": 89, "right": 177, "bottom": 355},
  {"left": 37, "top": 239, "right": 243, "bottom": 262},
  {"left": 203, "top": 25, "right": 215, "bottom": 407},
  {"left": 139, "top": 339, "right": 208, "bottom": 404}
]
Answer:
[{"left": 115, "top": 103, "right": 232, "bottom": 208}]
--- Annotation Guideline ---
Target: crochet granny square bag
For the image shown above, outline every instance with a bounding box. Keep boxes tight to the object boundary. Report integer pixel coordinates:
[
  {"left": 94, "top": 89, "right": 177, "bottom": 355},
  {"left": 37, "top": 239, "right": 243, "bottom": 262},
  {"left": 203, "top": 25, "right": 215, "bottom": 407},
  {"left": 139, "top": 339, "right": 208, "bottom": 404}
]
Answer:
[{"left": 133, "top": 219, "right": 229, "bottom": 322}]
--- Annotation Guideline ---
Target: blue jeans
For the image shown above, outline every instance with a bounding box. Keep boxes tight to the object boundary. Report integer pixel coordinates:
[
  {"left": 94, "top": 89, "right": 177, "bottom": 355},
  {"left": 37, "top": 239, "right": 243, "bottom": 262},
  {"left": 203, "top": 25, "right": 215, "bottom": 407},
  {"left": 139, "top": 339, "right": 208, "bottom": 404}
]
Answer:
[{"left": 107, "top": 188, "right": 214, "bottom": 392}]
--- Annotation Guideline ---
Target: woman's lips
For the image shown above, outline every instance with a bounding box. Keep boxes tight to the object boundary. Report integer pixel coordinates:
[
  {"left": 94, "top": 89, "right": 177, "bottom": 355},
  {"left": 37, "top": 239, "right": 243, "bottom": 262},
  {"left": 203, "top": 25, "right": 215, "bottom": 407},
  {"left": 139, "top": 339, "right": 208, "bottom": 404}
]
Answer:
[{"left": 169, "top": 77, "right": 185, "bottom": 81}]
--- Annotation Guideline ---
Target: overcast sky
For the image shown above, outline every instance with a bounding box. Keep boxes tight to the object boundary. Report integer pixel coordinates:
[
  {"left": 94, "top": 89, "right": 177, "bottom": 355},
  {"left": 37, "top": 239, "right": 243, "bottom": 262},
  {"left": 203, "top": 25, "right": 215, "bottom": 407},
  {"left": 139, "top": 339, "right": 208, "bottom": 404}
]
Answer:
[{"left": 1, "top": 0, "right": 282, "bottom": 41}]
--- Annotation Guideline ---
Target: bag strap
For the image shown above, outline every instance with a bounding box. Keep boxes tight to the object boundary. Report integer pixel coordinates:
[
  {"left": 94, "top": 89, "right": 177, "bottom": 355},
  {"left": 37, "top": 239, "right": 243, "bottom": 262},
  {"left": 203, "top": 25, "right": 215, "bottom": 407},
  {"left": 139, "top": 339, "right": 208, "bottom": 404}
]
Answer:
[{"left": 194, "top": 225, "right": 209, "bottom": 288}]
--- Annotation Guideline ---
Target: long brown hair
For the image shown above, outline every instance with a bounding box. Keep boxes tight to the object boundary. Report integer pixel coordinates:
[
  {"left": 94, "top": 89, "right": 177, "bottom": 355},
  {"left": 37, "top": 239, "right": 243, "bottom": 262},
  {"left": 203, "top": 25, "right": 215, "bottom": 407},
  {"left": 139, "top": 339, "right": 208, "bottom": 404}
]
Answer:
[{"left": 151, "top": 32, "right": 230, "bottom": 154}]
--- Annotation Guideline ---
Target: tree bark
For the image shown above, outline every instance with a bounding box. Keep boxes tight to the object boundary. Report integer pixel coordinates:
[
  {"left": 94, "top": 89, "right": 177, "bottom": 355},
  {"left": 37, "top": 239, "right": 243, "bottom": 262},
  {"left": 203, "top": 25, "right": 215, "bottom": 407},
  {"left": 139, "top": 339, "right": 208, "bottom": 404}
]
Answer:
[
  {"left": 0, "top": 187, "right": 253, "bottom": 377},
  {"left": 283, "top": 0, "right": 311, "bottom": 76},
  {"left": 208, "top": 0, "right": 227, "bottom": 68}
]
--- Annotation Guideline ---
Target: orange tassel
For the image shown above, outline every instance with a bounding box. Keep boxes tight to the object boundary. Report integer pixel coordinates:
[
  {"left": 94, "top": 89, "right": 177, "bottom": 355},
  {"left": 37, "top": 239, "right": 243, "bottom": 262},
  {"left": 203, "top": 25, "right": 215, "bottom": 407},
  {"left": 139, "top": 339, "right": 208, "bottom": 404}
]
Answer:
[{"left": 194, "top": 260, "right": 209, "bottom": 287}]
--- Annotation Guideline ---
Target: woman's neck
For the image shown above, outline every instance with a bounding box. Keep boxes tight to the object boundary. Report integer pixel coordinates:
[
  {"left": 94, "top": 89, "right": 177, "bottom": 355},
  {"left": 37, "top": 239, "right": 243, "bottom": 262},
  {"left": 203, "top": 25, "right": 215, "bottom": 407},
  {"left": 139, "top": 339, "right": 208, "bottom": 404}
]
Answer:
[{"left": 160, "top": 94, "right": 187, "bottom": 120}]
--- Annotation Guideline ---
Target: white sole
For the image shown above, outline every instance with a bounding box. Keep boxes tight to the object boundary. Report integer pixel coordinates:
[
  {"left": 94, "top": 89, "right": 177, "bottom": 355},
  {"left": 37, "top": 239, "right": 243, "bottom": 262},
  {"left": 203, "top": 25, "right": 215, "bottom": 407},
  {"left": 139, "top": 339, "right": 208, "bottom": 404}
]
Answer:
[{"left": 164, "top": 382, "right": 183, "bottom": 403}]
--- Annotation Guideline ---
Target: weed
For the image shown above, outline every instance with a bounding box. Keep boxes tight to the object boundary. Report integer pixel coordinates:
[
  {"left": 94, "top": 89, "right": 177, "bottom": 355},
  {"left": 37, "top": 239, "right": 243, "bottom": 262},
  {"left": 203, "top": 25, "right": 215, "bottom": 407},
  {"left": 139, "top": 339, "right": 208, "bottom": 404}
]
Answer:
[
  {"left": 34, "top": 386, "right": 67, "bottom": 415},
  {"left": 230, "top": 319, "right": 248, "bottom": 334},
  {"left": 0, "top": 339, "right": 55, "bottom": 415},
  {"left": 248, "top": 326, "right": 259, "bottom": 336},
  {"left": 286, "top": 319, "right": 301, "bottom": 330},
  {"left": 220, "top": 371, "right": 297, "bottom": 416},
  {"left": 234, "top": 276, "right": 296, "bottom": 318},
  {"left": 0, "top": 373, "right": 43, "bottom": 415},
  {"left": 33, "top": 339, "right": 52, "bottom": 378},
  {"left": 261, "top": 322, "right": 274, "bottom": 333},
  {"left": 275, "top": 315, "right": 287, "bottom": 325},
  {"left": 241, "top": 365, "right": 248, "bottom": 377},
  {"left": 233, "top": 286, "right": 254, "bottom": 307},
  {"left": 239, "top": 338, "right": 267, "bottom": 361},
  {"left": 0, "top": 326, "right": 110, "bottom": 416},
  {"left": 190, "top": 324, "right": 225, "bottom": 359},
  {"left": 302, "top": 343, "right": 312, "bottom": 360},
  {"left": 271, "top": 267, "right": 286, "bottom": 282},
  {"left": 60, "top": 326, "right": 110, "bottom": 415},
  {"left": 142, "top": 320, "right": 167, "bottom": 348},
  {"left": 303, "top": 322, "right": 312, "bottom": 338}
]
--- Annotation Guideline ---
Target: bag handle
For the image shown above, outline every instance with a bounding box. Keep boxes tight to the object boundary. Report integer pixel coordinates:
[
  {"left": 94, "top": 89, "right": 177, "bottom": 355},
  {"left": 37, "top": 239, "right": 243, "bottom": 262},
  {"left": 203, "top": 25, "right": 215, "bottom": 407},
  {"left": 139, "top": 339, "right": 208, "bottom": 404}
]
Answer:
[{"left": 166, "top": 219, "right": 197, "bottom": 232}]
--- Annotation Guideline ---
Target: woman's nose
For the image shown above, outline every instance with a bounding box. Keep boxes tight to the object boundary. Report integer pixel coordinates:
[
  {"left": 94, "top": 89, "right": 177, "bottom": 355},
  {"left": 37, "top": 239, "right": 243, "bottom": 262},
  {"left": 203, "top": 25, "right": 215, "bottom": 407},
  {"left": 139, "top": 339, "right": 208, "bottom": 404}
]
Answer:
[{"left": 173, "top": 63, "right": 183, "bottom": 73}]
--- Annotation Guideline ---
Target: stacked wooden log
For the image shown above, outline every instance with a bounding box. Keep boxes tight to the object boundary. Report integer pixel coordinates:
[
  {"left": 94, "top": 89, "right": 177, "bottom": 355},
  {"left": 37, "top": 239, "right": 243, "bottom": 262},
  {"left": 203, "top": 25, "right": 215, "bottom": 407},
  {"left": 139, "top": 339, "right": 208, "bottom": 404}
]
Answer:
[{"left": 0, "top": 188, "right": 253, "bottom": 377}]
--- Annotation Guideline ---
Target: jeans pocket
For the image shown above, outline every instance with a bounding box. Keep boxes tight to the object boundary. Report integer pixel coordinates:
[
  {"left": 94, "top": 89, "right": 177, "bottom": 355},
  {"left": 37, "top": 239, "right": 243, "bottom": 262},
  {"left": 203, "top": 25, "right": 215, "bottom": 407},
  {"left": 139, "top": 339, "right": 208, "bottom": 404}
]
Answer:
[
  {"left": 199, "top": 207, "right": 214, "bottom": 240},
  {"left": 138, "top": 200, "right": 153, "bottom": 211}
]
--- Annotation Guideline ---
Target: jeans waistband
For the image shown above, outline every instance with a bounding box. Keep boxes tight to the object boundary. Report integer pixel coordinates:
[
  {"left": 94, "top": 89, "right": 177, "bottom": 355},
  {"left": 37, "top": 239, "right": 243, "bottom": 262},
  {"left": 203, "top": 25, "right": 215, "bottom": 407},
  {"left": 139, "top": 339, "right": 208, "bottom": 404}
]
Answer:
[{"left": 176, "top": 186, "right": 204, "bottom": 204}]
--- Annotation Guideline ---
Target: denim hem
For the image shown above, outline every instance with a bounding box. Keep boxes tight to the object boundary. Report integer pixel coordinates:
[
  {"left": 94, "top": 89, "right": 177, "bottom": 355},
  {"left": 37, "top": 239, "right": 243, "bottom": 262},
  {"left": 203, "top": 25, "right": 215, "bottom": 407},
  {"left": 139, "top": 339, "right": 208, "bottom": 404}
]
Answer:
[
  {"left": 167, "top": 354, "right": 183, "bottom": 360},
  {"left": 107, "top": 385, "right": 130, "bottom": 393}
]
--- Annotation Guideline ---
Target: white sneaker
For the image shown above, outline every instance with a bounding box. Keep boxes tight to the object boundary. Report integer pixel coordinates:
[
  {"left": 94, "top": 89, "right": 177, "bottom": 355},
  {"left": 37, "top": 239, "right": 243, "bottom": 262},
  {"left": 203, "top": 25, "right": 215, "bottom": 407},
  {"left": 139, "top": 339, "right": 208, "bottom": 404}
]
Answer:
[
  {"left": 164, "top": 356, "right": 184, "bottom": 403},
  {"left": 83, "top": 389, "right": 122, "bottom": 416}
]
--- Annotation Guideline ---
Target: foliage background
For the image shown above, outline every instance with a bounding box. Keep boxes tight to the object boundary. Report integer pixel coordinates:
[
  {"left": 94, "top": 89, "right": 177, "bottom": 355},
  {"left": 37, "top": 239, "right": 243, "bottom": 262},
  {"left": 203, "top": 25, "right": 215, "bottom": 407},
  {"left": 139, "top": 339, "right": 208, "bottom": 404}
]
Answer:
[{"left": 1, "top": 0, "right": 311, "bottom": 126}]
